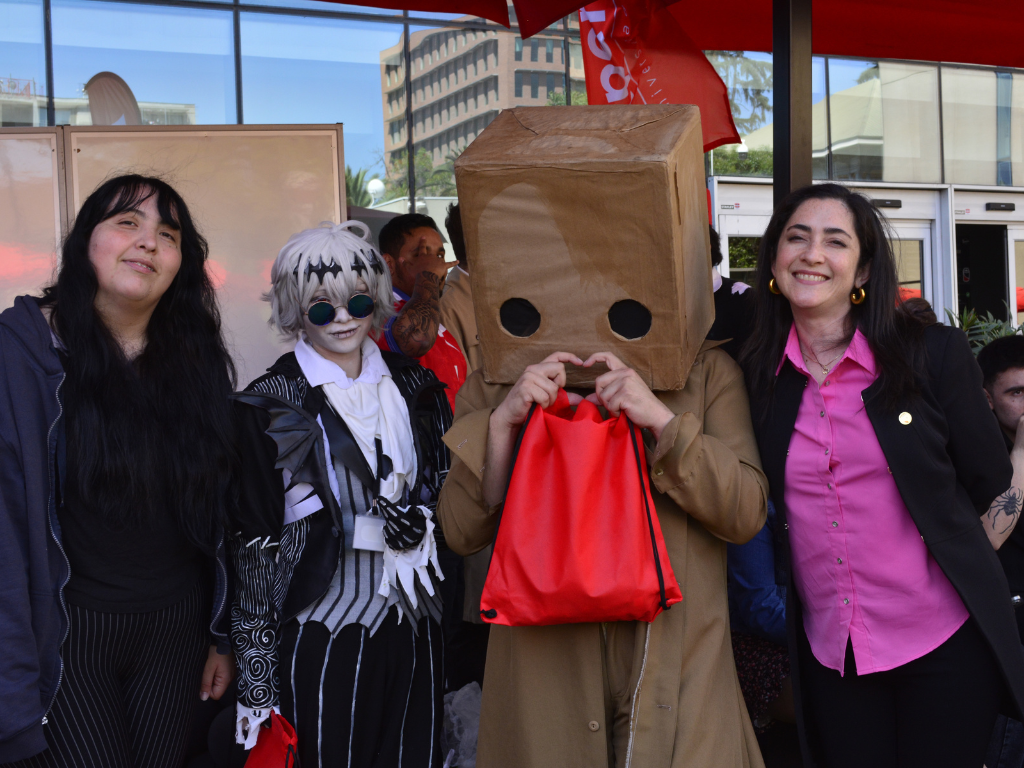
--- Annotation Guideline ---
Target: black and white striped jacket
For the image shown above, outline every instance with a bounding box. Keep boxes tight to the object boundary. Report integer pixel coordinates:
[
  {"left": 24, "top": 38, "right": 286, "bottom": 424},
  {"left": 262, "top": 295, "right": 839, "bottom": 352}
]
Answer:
[{"left": 228, "top": 350, "right": 452, "bottom": 710}]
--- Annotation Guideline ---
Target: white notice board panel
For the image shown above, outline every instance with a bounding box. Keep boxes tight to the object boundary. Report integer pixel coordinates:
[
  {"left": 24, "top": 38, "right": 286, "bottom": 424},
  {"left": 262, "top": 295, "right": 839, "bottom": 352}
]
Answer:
[
  {"left": 0, "top": 128, "right": 65, "bottom": 312},
  {"left": 65, "top": 124, "right": 345, "bottom": 388}
]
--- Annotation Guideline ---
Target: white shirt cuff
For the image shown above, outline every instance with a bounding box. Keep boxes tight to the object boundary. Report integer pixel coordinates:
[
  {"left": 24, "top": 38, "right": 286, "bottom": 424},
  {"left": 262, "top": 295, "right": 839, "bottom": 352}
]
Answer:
[{"left": 235, "top": 702, "right": 281, "bottom": 749}]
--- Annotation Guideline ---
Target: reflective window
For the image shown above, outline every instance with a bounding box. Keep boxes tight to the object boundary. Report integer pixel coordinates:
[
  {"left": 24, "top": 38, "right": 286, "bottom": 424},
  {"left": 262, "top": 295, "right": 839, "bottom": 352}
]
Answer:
[
  {"left": 51, "top": 0, "right": 236, "bottom": 125},
  {"left": 707, "top": 51, "right": 775, "bottom": 178},
  {"left": 1015, "top": 239, "right": 1024, "bottom": 325},
  {"left": 0, "top": 0, "right": 47, "bottom": 126},
  {"left": 241, "top": 14, "right": 403, "bottom": 187},
  {"left": 828, "top": 59, "right": 940, "bottom": 183},
  {"left": 893, "top": 239, "right": 924, "bottom": 297},
  {"left": 942, "top": 66, "right": 1024, "bottom": 187}
]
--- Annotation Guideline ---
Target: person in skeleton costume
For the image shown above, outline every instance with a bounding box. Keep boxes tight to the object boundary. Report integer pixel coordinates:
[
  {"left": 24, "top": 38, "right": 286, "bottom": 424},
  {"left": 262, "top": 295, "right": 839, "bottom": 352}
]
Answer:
[{"left": 229, "top": 221, "right": 451, "bottom": 766}]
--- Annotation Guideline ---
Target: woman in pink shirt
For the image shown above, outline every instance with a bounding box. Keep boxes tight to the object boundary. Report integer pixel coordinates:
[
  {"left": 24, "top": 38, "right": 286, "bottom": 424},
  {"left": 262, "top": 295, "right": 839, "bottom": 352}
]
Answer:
[{"left": 741, "top": 183, "right": 1024, "bottom": 768}]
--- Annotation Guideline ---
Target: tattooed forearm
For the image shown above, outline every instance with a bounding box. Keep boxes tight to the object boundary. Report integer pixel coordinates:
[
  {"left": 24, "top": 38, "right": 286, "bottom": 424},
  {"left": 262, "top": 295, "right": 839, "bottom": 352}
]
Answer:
[
  {"left": 392, "top": 271, "right": 442, "bottom": 358},
  {"left": 983, "top": 486, "right": 1023, "bottom": 549}
]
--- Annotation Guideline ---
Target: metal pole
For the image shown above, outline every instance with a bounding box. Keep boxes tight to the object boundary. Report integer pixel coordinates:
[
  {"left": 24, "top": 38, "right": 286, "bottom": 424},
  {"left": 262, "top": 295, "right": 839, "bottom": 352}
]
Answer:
[
  {"left": 43, "top": 0, "right": 55, "bottom": 125},
  {"left": 563, "top": 16, "right": 571, "bottom": 105},
  {"left": 233, "top": 0, "right": 244, "bottom": 124},
  {"left": 772, "top": 0, "right": 813, "bottom": 207},
  {"left": 403, "top": 11, "right": 416, "bottom": 213}
]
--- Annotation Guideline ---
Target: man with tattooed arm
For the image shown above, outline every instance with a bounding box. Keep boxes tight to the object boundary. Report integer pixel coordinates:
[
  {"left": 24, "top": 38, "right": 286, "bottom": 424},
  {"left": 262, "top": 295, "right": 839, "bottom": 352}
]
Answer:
[
  {"left": 978, "top": 333, "right": 1024, "bottom": 768},
  {"left": 377, "top": 214, "right": 468, "bottom": 410}
]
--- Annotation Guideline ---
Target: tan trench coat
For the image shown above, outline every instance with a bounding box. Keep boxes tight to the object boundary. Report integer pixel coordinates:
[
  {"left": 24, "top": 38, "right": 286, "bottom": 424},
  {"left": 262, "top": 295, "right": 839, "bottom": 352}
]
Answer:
[{"left": 437, "top": 342, "right": 769, "bottom": 768}]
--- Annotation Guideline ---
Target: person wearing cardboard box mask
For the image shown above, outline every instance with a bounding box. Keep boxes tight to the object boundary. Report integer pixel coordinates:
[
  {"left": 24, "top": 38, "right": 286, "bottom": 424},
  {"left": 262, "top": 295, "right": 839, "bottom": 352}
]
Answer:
[
  {"left": 436, "top": 105, "right": 769, "bottom": 768},
  {"left": 377, "top": 213, "right": 467, "bottom": 411}
]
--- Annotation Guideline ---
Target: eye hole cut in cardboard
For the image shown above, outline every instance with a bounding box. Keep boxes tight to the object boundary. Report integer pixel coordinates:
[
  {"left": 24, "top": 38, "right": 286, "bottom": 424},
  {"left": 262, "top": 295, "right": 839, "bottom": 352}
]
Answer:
[
  {"left": 454, "top": 105, "right": 714, "bottom": 390},
  {"left": 500, "top": 298, "right": 542, "bottom": 337}
]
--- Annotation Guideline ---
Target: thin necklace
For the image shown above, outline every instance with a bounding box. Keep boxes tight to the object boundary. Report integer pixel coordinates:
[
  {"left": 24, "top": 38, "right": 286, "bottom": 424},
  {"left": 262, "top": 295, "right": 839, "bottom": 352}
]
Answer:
[{"left": 802, "top": 348, "right": 844, "bottom": 375}]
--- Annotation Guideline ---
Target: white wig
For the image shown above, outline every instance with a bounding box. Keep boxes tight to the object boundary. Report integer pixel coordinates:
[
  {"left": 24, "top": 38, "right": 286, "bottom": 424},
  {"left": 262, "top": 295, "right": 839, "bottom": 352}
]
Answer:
[{"left": 265, "top": 220, "right": 395, "bottom": 340}]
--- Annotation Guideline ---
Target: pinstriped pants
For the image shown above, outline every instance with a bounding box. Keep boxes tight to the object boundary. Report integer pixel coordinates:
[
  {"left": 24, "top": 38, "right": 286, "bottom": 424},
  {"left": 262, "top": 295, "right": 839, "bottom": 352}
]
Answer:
[
  {"left": 280, "top": 610, "right": 443, "bottom": 768},
  {"left": 4, "top": 581, "right": 208, "bottom": 768}
]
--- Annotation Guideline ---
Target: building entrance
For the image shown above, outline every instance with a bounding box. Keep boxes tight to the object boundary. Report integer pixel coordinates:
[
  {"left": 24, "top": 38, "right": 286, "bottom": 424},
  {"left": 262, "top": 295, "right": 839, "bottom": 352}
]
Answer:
[{"left": 956, "top": 223, "right": 1009, "bottom": 320}]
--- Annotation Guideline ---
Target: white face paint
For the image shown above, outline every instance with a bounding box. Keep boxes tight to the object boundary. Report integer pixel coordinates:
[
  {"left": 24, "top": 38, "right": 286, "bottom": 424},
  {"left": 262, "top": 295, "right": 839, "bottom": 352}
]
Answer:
[{"left": 301, "top": 277, "right": 374, "bottom": 372}]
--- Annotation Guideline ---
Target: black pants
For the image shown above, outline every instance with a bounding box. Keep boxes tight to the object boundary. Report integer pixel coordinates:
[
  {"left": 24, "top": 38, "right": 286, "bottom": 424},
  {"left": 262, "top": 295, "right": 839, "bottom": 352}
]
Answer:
[
  {"left": 280, "top": 611, "right": 442, "bottom": 768},
  {"left": 6, "top": 581, "right": 209, "bottom": 768},
  {"left": 799, "top": 618, "right": 1002, "bottom": 768}
]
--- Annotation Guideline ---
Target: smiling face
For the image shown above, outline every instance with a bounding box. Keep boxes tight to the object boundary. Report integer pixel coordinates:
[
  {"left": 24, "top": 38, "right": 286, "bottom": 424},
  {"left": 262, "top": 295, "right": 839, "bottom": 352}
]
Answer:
[
  {"left": 301, "top": 277, "right": 374, "bottom": 374},
  {"left": 88, "top": 191, "right": 182, "bottom": 314},
  {"left": 772, "top": 198, "right": 869, "bottom": 322}
]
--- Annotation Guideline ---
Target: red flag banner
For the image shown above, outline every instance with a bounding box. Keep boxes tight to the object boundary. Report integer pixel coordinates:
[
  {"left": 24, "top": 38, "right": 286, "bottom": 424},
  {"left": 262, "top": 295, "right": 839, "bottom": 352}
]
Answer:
[{"left": 579, "top": 0, "right": 741, "bottom": 152}]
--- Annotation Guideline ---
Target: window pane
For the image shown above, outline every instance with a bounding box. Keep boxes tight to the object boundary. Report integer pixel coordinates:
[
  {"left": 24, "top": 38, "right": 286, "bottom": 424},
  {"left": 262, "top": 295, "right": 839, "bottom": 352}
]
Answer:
[
  {"left": 530, "top": 72, "right": 539, "bottom": 99},
  {"left": 52, "top": 0, "right": 235, "bottom": 125},
  {"left": 706, "top": 51, "right": 774, "bottom": 178},
  {"left": 246, "top": 0, "right": 397, "bottom": 12},
  {"left": 829, "top": 59, "right": 940, "bottom": 183},
  {"left": 893, "top": 239, "right": 923, "bottom": 296},
  {"left": 0, "top": 0, "right": 47, "bottom": 126},
  {"left": 514, "top": 36, "right": 522, "bottom": 61},
  {"left": 812, "top": 56, "right": 827, "bottom": 179},
  {"left": 241, "top": 14, "right": 403, "bottom": 197},
  {"left": 942, "top": 66, "right": 1024, "bottom": 186}
]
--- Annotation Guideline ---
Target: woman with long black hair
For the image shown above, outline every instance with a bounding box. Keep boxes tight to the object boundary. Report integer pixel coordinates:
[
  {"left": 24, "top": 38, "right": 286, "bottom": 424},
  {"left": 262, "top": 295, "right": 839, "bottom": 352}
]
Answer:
[
  {"left": 0, "top": 175, "right": 235, "bottom": 767},
  {"left": 741, "top": 182, "right": 1024, "bottom": 768}
]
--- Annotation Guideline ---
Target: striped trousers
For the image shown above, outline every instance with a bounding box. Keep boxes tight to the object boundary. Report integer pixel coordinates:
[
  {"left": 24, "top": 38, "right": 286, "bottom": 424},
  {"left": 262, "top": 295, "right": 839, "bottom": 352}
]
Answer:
[
  {"left": 4, "top": 581, "right": 209, "bottom": 768},
  {"left": 280, "top": 610, "right": 443, "bottom": 768}
]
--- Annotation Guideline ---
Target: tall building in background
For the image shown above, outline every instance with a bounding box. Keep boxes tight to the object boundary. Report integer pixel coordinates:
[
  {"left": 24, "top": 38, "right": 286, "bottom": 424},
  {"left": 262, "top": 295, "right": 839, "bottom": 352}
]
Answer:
[{"left": 379, "top": 17, "right": 584, "bottom": 173}]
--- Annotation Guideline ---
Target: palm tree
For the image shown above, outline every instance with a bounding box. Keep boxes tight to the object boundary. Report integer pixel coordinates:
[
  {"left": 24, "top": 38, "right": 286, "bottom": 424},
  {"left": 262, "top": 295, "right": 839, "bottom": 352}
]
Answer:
[{"left": 345, "top": 165, "right": 378, "bottom": 207}]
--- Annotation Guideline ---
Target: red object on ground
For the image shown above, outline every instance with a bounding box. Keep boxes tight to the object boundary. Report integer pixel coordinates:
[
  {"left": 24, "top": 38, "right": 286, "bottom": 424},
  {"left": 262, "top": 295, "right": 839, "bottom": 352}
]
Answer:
[
  {"left": 480, "top": 390, "right": 682, "bottom": 627},
  {"left": 578, "top": 0, "right": 741, "bottom": 152},
  {"left": 245, "top": 713, "right": 299, "bottom": 768}
]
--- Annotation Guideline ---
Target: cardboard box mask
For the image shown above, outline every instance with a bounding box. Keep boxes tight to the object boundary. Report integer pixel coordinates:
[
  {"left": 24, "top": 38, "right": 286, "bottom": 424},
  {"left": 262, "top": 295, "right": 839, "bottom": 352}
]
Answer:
[{"left": 454, "top": 105, "right": 714, "bottom": 391}]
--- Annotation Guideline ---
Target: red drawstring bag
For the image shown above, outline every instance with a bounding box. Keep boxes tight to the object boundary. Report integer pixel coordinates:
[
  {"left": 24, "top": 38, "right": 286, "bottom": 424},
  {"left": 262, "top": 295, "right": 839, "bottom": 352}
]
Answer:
[
  {"left": 245, "top": 712, "right": 299, "bottom": 768},
  {"left": 480, "top": 390, "right": 682, "bottom": 626}
]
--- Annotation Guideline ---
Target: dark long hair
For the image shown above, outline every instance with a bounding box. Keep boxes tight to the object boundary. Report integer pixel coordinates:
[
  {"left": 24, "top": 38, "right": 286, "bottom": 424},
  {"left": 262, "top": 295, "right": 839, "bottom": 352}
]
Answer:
[
  {"left": 739, "top": 183, "right": 923, "bottom": 417},
  {"left": 41, "top": 175, "right": 236, "bottom": 552}
]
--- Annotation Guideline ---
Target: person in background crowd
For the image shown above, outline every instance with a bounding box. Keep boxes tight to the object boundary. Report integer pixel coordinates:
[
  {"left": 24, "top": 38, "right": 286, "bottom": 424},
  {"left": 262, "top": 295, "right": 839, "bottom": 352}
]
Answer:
[
  {"left": 0, "top": 175, "right": 235, "bottom": 767},
  {"left": 727, "top": 500, "right": 794, "bottom": 732},
  {"left": 439, "top": 203, "right": 481, "bottom": 375},
  {"left": 436, "top": 202, "right": 490, "bottom": 691},
  {"left": 978, "top": 335, "right": 1024, "bottom": 768},
  {"left": 742, "top": 182, "right": 1024, "bottom": 768},
  {"left": 229, "top": 222, "right": 449, "bottom": 767},
  {"left": 705, "top": 227, "right": 755, "bottom": 359},
  {"left": 900, "top": 296, "right": 939, "bottom": 326},
  {"left": 378, "top": 213, "right": 467, "bottom": 410}
]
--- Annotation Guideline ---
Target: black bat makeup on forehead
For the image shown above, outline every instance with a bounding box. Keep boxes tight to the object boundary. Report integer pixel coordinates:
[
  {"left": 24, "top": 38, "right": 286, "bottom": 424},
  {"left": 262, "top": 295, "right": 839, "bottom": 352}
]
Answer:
[
  {"left": 349, "top": 249, "right": 386, "bottom": 278},
  {"left": 292, "top": 254, "right": 344, "bottom": 283}
]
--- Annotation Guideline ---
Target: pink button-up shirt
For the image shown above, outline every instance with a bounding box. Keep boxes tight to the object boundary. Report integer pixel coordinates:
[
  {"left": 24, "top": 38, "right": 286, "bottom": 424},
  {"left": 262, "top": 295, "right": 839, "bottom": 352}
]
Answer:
[{"left": 781, "top": 326, "right": 968, "bottom": 675}]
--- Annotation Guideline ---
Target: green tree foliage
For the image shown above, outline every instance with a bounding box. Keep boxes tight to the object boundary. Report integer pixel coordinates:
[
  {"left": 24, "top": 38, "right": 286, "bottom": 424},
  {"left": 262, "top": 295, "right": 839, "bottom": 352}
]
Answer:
[
  {"left": 381, "top": 148, "right": 458, "bottom": 200},
  {"left": 345, "top": 165, "right": 379, "bottom": 208},
  {"left": 547, "top": 90, "right": 589, "bottom": 106},
  {"left": 712, "top": 146, "right": 774, "bottom": 177},
  {"left": 704, "top": 51, "right": 773, "bottom": 135}
]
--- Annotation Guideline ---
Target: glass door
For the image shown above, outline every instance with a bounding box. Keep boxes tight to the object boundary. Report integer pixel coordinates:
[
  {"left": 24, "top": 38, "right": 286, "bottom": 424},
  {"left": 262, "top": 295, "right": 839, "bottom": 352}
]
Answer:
[{"left": 718, "top": 213, "right": 771, "bottom": 284}]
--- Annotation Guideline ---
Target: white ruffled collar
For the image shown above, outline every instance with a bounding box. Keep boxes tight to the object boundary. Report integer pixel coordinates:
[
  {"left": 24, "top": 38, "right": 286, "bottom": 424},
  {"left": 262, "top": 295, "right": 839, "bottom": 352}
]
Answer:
[{"left": 294, "top": 335, "right": 390, "bottom": 390}]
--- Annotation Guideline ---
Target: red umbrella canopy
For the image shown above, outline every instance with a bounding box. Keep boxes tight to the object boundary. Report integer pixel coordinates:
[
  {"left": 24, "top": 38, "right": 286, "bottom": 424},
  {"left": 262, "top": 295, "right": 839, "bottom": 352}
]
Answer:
[{"left": 343, "top": 0, "right": 1024, "bottom": 67}]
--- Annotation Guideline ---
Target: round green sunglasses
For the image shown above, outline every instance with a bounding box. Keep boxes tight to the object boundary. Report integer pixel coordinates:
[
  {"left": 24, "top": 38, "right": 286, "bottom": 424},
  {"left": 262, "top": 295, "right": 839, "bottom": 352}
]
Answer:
[{"left": 306, "top": 294, "right": 375, "bottom": 326}]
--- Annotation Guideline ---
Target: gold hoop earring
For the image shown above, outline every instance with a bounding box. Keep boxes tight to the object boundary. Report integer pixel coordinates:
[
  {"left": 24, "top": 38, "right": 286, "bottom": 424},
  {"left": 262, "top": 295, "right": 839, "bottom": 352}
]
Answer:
[
  {"left": 851, "top": 286, "right": 867, "bottom": 305},
  {"left": 769, "top": 278, "right": 782, "bottom": 295}
]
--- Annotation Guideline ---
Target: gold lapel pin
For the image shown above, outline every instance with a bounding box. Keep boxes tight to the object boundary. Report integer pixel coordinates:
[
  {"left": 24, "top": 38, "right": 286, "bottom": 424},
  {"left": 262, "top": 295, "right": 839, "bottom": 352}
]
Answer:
[{"left": 899, "top": 412, "right": 912, "bottom": 425}]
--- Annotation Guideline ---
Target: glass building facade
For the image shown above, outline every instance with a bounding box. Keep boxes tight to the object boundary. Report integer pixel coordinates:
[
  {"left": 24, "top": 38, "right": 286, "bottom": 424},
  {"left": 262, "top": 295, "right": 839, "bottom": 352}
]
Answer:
[
  {"left": 0, "top": 0, "right": 584, "bottom": 207},
  {"left": 711, "top": 52, "right": 1024, "bottom": 188},
  {"left": 4, "top": 0, "right": 1024, "bottom": 197}
]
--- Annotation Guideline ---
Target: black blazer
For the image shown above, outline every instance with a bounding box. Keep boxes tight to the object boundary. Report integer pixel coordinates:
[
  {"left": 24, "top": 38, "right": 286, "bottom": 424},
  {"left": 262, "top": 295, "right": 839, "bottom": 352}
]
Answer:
[{"left": 753, "top": 323, "right": 1024, "bottom": 766}]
